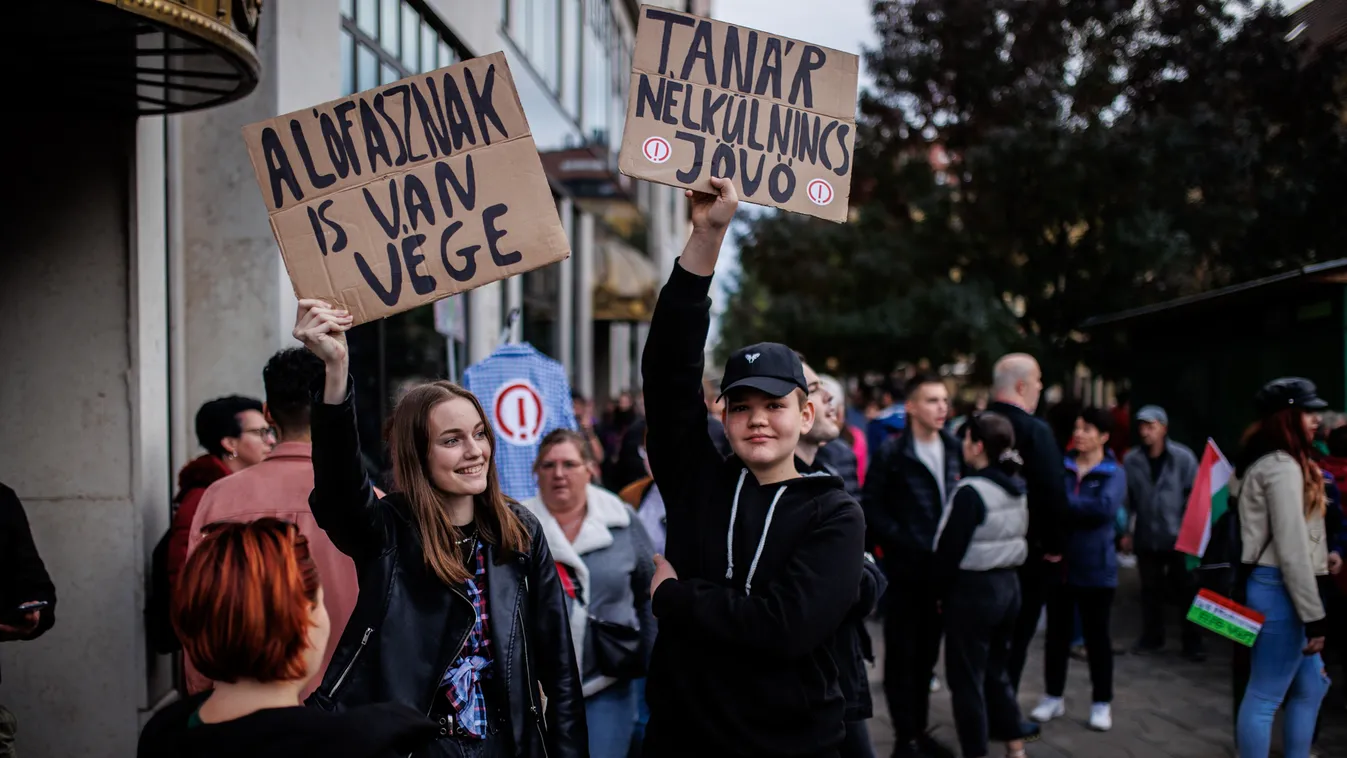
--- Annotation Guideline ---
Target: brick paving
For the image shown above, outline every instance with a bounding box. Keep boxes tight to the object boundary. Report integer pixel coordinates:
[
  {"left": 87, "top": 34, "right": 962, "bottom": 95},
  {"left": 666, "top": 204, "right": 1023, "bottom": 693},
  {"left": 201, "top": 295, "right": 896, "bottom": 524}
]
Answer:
[{"left": 865, "top": 570, "right": 1347, "bottom": 758}]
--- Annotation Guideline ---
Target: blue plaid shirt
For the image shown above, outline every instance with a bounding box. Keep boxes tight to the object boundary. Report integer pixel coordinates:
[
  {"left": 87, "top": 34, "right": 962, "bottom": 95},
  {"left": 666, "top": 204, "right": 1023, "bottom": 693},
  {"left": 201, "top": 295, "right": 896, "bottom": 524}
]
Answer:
[
  {"left": 463, "top": 343, "right": 577, "bottom": 501},
  {"left": 440, "top": 540, "right": 493, "bottom": 738}
]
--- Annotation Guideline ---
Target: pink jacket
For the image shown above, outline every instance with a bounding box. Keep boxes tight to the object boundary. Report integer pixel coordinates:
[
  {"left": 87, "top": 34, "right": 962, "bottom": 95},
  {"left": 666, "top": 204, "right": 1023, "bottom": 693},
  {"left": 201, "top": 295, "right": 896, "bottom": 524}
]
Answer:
[{"left": 184, "top": 442, "right": 359, "bottom": 699}]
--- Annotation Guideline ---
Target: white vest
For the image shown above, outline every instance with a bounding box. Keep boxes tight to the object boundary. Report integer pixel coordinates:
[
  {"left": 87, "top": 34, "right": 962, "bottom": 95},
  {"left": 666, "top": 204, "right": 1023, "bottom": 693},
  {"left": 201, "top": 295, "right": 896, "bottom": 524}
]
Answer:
[{"left": 939, "top": 476, "right": 1029, "bottom": 572}]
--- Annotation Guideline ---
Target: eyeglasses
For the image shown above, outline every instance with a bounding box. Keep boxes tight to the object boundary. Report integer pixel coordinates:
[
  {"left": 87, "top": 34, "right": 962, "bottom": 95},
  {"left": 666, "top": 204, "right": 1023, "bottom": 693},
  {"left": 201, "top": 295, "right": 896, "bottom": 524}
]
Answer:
[
  {"left": 240, "top": 427, "right": 278, "bottom": 442},
  {"left": 538, "top": 460, "right": 586, "bottom": 472}
]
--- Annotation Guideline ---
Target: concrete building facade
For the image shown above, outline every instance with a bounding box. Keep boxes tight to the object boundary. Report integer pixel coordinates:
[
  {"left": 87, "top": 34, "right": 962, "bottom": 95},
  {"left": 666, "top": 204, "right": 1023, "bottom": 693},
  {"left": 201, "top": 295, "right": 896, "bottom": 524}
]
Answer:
[{"left": 0, "top": 1, "right": 685, "bottom": 755}]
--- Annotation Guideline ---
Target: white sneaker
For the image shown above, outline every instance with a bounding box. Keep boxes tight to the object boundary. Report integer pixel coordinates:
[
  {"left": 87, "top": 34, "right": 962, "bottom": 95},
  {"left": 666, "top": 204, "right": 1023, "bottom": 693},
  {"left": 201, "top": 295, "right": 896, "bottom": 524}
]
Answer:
[
  {"left": 1089, "top": 702, "right": 1113, "bottom": 731},
  {"left": 1030, "top": 696, "right": 1065, "bottom": 723},
  {"left": 930, "top": 675, "right": 942, "bottom": 693}
]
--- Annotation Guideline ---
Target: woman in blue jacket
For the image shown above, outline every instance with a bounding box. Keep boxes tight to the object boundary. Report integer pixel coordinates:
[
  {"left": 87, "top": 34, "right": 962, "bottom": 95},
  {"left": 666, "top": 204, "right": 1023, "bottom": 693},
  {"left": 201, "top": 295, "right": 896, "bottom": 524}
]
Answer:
[{"left": 1030, "top": 407, "right": 1126, "bottom": 733}]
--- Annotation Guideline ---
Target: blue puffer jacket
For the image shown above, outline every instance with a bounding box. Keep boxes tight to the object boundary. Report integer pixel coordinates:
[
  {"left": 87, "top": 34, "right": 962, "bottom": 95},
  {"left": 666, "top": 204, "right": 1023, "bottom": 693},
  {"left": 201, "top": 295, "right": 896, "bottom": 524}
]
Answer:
[{"left": 1062, "top": 452, "right": 1127, "bottom": 588}]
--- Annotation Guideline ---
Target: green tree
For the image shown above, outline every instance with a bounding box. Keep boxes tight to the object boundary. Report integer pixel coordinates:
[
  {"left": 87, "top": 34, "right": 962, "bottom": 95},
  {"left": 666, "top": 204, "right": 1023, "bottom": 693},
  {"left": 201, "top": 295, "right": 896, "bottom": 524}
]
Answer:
[{"left": 719, "top": 0, "right": 1347, "bottom": 382}]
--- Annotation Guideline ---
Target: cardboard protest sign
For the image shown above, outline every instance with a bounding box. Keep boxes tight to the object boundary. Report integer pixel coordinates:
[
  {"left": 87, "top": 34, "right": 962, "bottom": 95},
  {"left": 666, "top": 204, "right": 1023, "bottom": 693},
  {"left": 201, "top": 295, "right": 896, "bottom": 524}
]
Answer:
[
  {"left": 617, "top": 6, "right": 859, "bottom": 223},
  {"left": 243, "top": 52, "right": 569, "bottom": 325}
]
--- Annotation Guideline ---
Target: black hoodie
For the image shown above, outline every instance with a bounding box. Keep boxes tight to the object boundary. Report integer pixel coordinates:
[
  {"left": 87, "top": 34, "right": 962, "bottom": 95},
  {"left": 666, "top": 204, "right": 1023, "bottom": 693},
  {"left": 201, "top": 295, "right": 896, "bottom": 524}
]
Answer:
[
  {"left": 639, "top": 262, "right": 866, "bottom": 758},
  {"left": 137, "top": 692, "right": 439, "bottom": 758}
]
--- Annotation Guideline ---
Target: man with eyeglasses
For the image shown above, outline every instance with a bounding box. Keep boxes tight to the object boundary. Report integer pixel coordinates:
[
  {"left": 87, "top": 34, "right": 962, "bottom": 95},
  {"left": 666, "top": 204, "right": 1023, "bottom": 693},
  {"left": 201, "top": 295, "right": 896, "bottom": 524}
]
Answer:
[
  {"left": 796, "top": 360, "right": 889, "bottom": 758},
  {"left": 184, "top": 347, "right": 360, "bottom": 699},
  {"left": 165, "top": 395, "right": 272, "bottom": 598}
]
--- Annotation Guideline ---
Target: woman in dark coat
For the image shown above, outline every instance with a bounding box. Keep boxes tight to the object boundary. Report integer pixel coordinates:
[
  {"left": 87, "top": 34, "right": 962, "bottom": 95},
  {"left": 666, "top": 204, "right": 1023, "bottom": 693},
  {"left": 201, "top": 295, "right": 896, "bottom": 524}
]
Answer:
[{"left": 293, "top": 300, "right": 587, "bottom": 758}]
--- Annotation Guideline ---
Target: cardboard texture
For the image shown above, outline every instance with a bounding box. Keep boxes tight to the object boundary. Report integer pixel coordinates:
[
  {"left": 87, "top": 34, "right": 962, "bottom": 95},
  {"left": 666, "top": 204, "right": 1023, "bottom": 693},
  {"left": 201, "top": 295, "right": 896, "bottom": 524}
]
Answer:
[
  {"left": 618, "top": 5, "right": 859, "bottom": 223},
  {"left": 242, "top": 52, "right": 570, "bottom": 324}
]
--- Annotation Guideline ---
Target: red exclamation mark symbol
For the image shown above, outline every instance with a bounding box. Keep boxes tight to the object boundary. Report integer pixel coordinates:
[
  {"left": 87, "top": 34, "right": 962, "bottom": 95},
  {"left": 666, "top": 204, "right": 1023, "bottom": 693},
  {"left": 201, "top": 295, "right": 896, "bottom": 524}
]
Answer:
[{"left": 518, "top": 396, "right": 527, "bottom": 440}]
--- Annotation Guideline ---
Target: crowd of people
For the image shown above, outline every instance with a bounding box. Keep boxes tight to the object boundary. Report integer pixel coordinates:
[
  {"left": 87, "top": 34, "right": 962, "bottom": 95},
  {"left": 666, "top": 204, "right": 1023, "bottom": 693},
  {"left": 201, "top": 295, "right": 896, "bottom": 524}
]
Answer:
[{"left": 5, "top": 180, "right": 1343, "bottom": 758}]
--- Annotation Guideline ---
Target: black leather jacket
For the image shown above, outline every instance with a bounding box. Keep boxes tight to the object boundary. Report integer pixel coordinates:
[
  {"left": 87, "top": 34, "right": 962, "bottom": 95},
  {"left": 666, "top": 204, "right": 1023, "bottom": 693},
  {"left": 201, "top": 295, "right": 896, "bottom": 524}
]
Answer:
[{"left": 305, "top": 384, "right": 587, "bottom": 758}]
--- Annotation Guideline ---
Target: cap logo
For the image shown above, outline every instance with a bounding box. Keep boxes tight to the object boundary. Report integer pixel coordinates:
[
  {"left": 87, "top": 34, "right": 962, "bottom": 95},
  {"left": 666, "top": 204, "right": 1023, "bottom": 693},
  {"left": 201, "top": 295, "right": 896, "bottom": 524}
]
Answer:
[{"left": 745, "top": 353, "right": 761, "bottom": 364}]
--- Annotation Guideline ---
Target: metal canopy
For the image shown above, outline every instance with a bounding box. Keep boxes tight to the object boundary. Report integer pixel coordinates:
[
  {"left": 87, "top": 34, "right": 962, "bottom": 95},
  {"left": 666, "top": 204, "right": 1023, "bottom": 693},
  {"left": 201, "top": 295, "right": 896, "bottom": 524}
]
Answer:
[{"left": 23, "top": 1, "right": 262, "bottom": 115}]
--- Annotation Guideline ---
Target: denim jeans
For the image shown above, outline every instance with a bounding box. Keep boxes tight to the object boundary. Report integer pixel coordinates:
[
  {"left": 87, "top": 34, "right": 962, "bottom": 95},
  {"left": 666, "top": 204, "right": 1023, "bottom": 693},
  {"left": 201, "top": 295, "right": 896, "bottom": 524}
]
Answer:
[
  {"left": 628, "top": 677, "right": 650, "bottom": 758},
  {"left": 1236, "top": 566, "right": 1331, "bottom": 758},
  {"left": 586, "top": 679, "right": 637, "bottom": 758}
]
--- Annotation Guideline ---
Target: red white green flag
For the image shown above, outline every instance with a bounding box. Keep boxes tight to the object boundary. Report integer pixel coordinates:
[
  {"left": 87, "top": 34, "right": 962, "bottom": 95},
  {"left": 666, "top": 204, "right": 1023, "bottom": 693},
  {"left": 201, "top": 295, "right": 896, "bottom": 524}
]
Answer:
[{"left": 1176, "top": 439, "right": 1234, "bottom": 569}]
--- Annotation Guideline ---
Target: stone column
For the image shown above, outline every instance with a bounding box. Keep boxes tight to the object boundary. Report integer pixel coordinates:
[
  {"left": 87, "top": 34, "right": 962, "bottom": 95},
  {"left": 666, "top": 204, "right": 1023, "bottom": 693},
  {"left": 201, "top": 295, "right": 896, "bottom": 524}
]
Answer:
[
  {"left": 557, "top": 197, "right": 575, "bottom": 377},
  {"left": 576, "top": 212, "right": 596, "bottom": 398}
]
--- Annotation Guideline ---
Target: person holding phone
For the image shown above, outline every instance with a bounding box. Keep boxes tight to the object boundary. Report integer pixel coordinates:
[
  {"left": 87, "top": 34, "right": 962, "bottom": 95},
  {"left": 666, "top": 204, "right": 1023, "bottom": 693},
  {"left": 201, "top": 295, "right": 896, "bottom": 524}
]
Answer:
[{"left": 1, "top": 483, "right": 57, "bottom": 758}]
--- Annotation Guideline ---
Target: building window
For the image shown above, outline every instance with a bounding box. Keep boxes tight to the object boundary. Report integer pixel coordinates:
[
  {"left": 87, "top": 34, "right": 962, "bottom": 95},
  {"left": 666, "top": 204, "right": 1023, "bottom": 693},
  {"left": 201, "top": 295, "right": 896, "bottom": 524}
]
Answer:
[
  {"left": 581, "top": 0, "right": 630, "bottom": 153},
  {"left": 340, "top": 0, "right": 467, "bottom": 93},
  {"left": 561, "top": 0, "right": 582, "bottom": 117},
  {"left": 505, "top": 0, "right": 567, "bottom": 100},
  {"left": 338, "top": 0, "right": 472, "bottom": 482},
  {"left": 582, "top": 0, "right": 613, "bottom": 146}
]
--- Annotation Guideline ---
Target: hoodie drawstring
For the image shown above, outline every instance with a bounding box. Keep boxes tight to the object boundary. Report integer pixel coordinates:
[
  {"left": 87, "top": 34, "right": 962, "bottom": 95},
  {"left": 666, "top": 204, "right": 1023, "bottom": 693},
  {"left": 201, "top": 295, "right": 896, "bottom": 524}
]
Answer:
[
  {"left": 745, "top": 486, "right": 785, "bottom": 596},
  {"left": 726, "top": 468, "right": 787, "bottom": 597},
  {"left": 726, "top": 469, "right": 748, "bottom": 580}
]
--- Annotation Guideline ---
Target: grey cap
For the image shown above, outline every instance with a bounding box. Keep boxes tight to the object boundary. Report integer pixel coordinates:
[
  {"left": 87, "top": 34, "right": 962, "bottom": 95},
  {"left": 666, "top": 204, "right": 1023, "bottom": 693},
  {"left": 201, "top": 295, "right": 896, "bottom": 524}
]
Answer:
[{"left": 1136, "top": 405, "right": 1168, "bottom": 426}]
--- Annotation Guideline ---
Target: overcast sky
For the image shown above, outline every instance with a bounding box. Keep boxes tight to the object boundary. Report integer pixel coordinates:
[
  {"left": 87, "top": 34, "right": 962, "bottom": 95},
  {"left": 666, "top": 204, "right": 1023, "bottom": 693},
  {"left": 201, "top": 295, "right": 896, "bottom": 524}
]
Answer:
[
  {"left": 701, "top": 1, "right": 878, "bottom": 350},
  {"left": 710, "top": 0, "right": 878, "bottom": 85}
]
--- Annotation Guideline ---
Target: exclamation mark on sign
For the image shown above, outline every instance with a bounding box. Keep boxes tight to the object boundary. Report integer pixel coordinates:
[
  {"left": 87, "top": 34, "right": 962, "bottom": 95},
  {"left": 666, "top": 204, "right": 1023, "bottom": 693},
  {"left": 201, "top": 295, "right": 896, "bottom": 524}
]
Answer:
[{"left": 518, "top": 396, "right": 528, "bottom": 440}]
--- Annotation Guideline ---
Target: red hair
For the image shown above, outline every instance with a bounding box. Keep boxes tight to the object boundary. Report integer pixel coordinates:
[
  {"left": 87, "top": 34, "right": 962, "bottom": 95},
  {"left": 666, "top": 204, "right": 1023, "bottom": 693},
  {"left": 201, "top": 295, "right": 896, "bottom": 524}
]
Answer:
[
  {"left": 174, "top": 518, "right": 321, "bottom": 683},
  {"left": 1244, "top": 408, "right": 1326, "bottom": 519}
]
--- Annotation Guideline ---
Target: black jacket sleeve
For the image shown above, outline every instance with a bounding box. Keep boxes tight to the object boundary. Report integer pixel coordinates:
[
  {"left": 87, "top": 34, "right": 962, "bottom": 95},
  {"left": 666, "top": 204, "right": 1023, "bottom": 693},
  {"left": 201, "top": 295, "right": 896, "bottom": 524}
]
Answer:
[
  {"left": 641, "top": 261, "right": 724, "bottom": 510},
  {"left": 848, "top": 554, "right": 888, "bottom": 623},
  {"left": 933, "top": 485, "right": 986, "bottom": 596},
  {"left": 526, "top": 516, "right": 588, "bottom": 758},
  {"left": 1026, "top": 420, "right": 1070, "bottom": 555},
  {"left": 308, "top": 377, "right": 394, "bottom": 564},
  {"left": 861, "top": 438, "right": 903, "bottom": 554},
  {"left": 651, "top": 499, "right": 865, "bottom": 658},
  {"left": 0, "top": 484, "right": 56, "bottom": 640}
]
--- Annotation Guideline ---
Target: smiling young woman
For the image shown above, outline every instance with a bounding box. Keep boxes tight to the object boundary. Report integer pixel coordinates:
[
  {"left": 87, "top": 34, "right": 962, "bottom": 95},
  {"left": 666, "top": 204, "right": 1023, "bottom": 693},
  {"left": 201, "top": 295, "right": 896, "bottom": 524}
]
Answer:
[
  {"left": 291, "top": 299, "right": 587, "bottom": 758},
  {"left": 386, "top": 381, "right": 530, "bottom": 586}
]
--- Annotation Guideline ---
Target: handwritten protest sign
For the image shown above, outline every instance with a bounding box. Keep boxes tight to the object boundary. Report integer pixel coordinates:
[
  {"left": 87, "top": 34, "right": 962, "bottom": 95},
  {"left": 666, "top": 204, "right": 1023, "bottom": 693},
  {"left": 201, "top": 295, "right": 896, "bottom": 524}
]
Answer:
[
  {"left": 617, "top": 5, "right": 859, "bottom": 222},
  {"left": 243, "top": 52, "right": 569, "bottom": 325}
]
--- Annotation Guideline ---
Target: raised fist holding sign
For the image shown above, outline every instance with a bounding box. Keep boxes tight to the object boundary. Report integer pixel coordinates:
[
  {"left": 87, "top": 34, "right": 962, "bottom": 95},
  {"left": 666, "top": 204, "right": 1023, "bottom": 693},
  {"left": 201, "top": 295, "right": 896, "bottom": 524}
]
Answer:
[{"left": 294, "top": 299, "right": 354, "bottom": 403}]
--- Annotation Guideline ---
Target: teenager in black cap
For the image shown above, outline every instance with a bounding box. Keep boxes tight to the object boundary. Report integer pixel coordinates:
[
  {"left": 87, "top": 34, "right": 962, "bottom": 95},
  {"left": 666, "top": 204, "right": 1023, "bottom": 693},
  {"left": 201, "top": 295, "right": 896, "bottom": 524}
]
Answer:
[{"left": 639, "top": 177, "right": 865, "bottom": 758}]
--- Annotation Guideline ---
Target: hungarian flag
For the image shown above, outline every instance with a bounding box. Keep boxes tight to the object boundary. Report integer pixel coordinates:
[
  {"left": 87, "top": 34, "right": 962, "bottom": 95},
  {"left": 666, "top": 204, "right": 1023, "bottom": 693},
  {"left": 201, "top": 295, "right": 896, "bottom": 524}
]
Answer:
[{"left": 1176, "top": 439, "right": 1234, "bottom": 569}]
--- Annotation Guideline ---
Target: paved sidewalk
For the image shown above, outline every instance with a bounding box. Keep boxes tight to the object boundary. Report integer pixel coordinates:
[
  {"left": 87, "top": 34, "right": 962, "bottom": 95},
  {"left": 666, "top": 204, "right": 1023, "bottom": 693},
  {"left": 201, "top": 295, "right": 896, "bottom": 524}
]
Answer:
[{"left": 865, "top": 570, "right": 1347, "bottom": 757}]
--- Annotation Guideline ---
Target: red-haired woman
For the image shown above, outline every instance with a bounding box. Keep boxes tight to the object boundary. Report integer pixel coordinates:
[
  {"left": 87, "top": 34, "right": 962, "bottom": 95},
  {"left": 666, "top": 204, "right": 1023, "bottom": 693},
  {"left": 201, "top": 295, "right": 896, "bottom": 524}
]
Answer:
[
  {"left": 1232, "top": 378, "right": 1332, "bottom": 758},
  {"left": 293, "top": 301, "right": 585, "bottom": 758},
  {"left": 138, "top": 519, "right": 437, "bottom": 757}
]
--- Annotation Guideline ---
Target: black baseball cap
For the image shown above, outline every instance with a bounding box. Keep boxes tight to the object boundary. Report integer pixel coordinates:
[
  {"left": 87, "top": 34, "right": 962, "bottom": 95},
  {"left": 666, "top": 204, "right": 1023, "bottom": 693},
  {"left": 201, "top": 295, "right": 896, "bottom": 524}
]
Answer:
[
  {"left": 1254, "top": 377, "right": 1329, "bottom": 415},
  {"left": 719, "top": 342, "right": 809, "bottom": 400}
]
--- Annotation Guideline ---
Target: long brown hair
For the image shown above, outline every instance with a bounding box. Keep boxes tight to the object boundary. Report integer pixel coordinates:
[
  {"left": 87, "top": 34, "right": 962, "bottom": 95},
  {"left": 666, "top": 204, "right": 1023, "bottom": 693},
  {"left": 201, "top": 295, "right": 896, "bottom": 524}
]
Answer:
[
  {"left": 1241, "top": 408, "right": 1326, "bottom": 519},
  {"left": 388, "top": 381, "right": 532, "bottom": 585}
]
